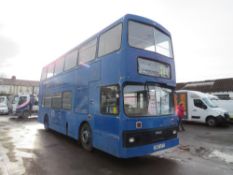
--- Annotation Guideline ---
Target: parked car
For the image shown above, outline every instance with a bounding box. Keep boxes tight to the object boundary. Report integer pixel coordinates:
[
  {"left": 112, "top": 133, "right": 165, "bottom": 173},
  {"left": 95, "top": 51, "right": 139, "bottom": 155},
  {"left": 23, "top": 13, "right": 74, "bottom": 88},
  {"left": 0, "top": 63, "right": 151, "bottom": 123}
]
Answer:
[
  {"left": 175, "top": 90, "right": 229, "bottom": 126},
  {"left": 0, "top": 96, "right": 9, "bottom": 115},
  {"left": 13, "top": 94, "right": 38, "bottom": 118}
]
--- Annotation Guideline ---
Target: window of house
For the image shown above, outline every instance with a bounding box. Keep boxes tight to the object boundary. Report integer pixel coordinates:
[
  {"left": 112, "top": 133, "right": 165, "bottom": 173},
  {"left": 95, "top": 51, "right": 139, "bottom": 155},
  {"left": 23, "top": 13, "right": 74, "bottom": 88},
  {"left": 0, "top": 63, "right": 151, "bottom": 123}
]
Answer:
[
  {"left": 98, "top": 24, "right": 122, "bottom": 57},
  {"left": 100, "top": 85, "right": 119, "bottom": 115}
]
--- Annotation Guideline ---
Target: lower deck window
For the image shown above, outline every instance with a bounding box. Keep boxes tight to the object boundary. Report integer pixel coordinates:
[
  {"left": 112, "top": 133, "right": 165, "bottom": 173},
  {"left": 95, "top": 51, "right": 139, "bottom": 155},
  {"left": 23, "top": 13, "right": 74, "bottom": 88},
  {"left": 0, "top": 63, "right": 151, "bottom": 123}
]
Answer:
[
  {"left": 52, "top": 93, "right": 62, "bottom": 109},
  {"left": 62, "top": 91, "right": 72, "bottom": 110},
  {"left": 43, "top": 96, "right": 51, "bottom": 108}
]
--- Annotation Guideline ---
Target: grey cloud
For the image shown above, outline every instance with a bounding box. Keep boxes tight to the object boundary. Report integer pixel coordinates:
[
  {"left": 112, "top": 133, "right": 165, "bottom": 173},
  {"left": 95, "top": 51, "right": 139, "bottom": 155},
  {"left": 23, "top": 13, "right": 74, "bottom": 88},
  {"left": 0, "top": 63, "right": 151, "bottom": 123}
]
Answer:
[{"left": 0, "top": 35, "right": 19, "bottom": 66}]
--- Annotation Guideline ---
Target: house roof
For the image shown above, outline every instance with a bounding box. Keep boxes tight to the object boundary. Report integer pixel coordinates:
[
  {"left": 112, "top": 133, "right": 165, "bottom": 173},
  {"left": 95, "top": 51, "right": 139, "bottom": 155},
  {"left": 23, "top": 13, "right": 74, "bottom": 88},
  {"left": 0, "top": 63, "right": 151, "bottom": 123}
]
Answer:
[
  {"left": 0, "top": 78, "right": 39, "bottom": 87},
  {"left": 176, "top": 78, "right": 233, "bottom": 92}
]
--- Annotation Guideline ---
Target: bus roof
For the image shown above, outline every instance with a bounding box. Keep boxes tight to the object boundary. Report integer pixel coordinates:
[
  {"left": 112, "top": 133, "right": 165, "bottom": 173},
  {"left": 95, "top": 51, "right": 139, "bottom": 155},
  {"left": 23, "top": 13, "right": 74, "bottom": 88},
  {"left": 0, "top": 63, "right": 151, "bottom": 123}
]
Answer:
[{"left": 42, "top": 14, "right": 171, "bottom": 69}]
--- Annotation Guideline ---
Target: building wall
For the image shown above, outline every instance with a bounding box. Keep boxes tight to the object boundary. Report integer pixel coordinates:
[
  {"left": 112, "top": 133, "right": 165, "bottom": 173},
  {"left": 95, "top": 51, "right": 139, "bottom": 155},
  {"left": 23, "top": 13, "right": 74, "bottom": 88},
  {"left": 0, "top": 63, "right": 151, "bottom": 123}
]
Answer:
[{"left": 0, "top": 85, "right": 39, "bottom": 96}]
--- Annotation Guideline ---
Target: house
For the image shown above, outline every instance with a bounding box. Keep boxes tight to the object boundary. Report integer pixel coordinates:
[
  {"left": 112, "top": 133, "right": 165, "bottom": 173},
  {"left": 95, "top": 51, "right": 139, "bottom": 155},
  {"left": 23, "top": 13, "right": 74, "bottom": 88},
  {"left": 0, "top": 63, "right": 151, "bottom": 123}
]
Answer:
[
  {"left": 0, "top": 76, "right": 39, "bottom": 96},
  {"left": 176, "top": 78, "right": 233, "bottom": 99}
]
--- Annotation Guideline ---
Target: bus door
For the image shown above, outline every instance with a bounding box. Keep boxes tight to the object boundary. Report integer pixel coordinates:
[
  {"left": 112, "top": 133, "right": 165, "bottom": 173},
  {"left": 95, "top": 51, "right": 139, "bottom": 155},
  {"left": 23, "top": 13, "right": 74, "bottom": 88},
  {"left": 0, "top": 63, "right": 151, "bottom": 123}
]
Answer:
[
  {"left": 91, "top": 84, "right": 120, "bottom": 153},
  {"left": 88, "top": 82, "right": 98, "bottom": 120}
]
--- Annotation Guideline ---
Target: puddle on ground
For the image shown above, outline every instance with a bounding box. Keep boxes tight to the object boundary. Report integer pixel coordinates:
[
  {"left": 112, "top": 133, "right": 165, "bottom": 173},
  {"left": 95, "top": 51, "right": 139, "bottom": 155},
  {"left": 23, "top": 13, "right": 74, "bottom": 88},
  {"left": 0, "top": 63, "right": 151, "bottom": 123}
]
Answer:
[{"left": 209, "top": 150, "right": 233, "bottom": 164}]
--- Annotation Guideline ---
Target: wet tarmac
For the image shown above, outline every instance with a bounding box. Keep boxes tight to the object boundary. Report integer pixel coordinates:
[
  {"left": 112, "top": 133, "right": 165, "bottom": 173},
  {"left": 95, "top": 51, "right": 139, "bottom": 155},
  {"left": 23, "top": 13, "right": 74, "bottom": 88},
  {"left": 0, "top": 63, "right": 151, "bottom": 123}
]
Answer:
[{"left": 0, "top": 115, "right": 233, "bottom": 175}]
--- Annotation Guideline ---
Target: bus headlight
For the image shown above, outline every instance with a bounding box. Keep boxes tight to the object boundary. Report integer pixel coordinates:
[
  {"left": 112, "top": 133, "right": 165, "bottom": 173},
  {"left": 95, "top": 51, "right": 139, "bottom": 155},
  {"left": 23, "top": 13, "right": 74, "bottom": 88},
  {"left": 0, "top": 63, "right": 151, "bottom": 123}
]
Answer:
[
  {"left": 173, "top": 130, "right": 177, "bottom": 135},
  {"left": 129, "top": 137, "right": 135, "bottom": 143}
]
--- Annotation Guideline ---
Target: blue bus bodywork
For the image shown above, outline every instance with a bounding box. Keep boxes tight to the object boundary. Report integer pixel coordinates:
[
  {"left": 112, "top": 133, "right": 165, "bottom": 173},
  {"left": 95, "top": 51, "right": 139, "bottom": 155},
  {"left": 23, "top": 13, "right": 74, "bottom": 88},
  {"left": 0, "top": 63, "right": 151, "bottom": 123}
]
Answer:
[{"left": 38, "top": 14, "right": 179, "bottom": 158}]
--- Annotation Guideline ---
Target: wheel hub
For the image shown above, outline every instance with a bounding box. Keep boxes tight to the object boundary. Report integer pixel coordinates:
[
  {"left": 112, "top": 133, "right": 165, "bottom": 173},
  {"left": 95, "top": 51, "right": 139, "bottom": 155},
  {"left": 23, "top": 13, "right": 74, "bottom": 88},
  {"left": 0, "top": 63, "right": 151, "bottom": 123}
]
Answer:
[{"left": 82, "top": 130, "right": 90, "bottom": 144}]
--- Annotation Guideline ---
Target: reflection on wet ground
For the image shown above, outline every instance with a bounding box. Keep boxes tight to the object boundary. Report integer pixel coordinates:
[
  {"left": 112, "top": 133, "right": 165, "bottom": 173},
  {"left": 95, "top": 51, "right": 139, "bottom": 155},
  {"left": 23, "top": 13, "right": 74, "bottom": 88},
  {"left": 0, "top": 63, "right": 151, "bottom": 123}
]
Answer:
[{"left": 0, "top": 116, "right": 233, "bottom": 175}]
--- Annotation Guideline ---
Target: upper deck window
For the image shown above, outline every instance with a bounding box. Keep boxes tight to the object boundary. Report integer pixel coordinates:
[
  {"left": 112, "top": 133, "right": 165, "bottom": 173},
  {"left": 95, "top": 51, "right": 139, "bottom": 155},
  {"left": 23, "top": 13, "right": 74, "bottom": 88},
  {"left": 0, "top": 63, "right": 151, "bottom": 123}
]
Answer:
[
  {"left": 47, "top": 64, "right": 54, "bottom": 79},
  {"left": 79, "top": 38, "right": 97, "bottom": 64},
  {"left": 128, "top": 21, "right": 173, "bottom": 58},
  {"left": 41, "top": 67, "right": 47, "bottom": 80},
  {"left": 98, "top": 24, "right": 122, "bottom": 57},
  {"left": 64, "top": 50, "right": 78, "bottom": 71},
  {"left": 54, "top": 57, "right": 65, "bottom": 75}
]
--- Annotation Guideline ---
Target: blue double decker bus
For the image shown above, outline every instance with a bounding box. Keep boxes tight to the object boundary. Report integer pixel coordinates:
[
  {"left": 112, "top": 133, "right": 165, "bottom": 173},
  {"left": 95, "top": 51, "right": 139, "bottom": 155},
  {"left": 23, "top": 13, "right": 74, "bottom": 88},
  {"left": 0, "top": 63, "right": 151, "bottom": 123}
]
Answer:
[{"left": 38, "top": 14, "right": 179, "bottom": 158}]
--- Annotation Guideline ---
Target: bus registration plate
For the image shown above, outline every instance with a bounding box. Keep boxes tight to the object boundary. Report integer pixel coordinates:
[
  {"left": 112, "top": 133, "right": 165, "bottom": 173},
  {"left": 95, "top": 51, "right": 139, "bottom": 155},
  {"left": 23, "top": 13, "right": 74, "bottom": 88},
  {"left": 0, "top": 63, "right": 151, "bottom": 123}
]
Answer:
[{"left": 153, "top": 143, "right": 165, "bottom": 150}]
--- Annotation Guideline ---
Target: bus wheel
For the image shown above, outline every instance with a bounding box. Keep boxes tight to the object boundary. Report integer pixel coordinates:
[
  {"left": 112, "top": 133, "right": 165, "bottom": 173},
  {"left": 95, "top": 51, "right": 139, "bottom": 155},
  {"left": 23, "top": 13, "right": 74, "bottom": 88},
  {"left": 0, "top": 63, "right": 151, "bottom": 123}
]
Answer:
[
  {"left": 44, "top": 116, "right": 49, "bottom": 130},
  {"left": 206, "top": 117, "right": 216, "bottom": 127},
  {"left": 80, "top": 123, "right": 93, "bottom": 151}
]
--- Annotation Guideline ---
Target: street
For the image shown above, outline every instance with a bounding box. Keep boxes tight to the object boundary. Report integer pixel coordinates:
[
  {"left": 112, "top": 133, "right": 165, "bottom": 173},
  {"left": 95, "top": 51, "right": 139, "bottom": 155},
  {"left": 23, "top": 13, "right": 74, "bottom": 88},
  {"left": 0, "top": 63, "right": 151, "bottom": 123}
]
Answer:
[{"left": 0, "top": 115, "right": 233, "bottom": 175}]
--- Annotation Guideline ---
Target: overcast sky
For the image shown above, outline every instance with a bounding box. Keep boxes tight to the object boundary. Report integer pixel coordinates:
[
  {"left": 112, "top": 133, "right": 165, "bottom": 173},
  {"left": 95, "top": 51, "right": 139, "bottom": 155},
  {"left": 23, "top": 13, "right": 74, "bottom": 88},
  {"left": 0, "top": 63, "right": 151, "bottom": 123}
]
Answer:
[{"left": 0, "top": 0, "right": 233, "bottom": 82}]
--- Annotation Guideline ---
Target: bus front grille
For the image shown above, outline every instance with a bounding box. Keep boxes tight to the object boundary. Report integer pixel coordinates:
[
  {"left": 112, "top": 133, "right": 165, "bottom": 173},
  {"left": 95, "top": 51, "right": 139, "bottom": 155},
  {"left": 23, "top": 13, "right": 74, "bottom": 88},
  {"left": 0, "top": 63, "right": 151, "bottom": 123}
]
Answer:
[{"left": 123, "top": 126, "right": 178, "bottom": 148}]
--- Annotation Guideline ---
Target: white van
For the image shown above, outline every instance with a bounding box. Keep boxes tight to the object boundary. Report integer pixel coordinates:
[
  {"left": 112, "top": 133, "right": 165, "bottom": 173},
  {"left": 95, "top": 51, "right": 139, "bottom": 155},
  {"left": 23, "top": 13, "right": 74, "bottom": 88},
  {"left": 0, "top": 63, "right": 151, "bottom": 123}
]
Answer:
[
  {"left": 208, "top": 94, "right": 233, "bottom": 122},
  {"left": 176, "top": 90, "right": 229, "bottom": 126},
  {"left": 0, "top": 96, "right": 9, "bottom": 115}
]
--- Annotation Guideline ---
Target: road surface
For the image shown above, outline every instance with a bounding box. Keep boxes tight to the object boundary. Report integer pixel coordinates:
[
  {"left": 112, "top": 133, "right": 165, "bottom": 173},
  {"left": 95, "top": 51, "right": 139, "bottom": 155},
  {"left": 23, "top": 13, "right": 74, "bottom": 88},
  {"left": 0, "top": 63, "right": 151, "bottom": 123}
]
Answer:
[{"left": 0, "top": 115, "right": 232, "bottom": 175}]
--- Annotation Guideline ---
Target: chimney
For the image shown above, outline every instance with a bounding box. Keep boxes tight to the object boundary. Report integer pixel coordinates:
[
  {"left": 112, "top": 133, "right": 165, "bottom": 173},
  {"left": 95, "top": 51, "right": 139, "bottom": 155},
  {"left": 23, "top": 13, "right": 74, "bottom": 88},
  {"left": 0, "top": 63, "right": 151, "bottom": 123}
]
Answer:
[{"left": 11, "top": 76, "right": 16, "bottom": 80}]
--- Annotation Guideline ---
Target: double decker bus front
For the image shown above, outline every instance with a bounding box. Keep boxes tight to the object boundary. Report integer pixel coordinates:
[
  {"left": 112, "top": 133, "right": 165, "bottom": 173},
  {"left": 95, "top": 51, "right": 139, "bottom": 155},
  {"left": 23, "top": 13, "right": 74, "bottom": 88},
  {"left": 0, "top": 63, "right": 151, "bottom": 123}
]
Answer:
[{"left": 119, "top": 16, "right": 179, "bottom": 157}]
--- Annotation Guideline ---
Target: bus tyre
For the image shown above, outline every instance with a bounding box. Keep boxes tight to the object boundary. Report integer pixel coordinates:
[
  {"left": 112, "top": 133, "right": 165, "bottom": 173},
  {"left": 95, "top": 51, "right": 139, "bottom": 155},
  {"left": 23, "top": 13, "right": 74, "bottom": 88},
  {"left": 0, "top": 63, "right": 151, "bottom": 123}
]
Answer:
[
  {"left": 206, "top": 117, "right": 216, "bottom": 127},
  {"left": 80, "top": 123, "right": 93, "bottom": 151},
  {"left": 44, "top": 116, "right": 49, "bottom": 131}
]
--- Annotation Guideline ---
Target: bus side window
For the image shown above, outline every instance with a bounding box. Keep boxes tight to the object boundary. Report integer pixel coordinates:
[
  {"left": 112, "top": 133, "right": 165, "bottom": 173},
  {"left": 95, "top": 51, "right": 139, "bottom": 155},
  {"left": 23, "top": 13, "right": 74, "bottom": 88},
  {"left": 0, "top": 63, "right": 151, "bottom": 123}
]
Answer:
[
  {"left": 51, "top": 93, "right": 62, "bottom": 109},
  {"left": 47, "top": 64, "right": 55, "bottom": 79},
  {"left": 98, "top": 23, "right": 122, "bottom": 57},
  {"left": 100, "top": 85, "right": 119, "bottom": 115},
  {"left": 64, "top": 50, "right": 78, "bottom": 71},
  {"left": 41, "top": 67, "right": 47, "bottom": 80},
  {"left": 79, "top": 38, "right": 97, "bottom": 64},
  {"left": 54, "top": 57, "right": 65, "bottom": 75},
  {"left": 43, "top": 95, "right": 51, "bottom": 108},
  {"left": 62, "top": 91, "right": 72, "bottom": 110}
]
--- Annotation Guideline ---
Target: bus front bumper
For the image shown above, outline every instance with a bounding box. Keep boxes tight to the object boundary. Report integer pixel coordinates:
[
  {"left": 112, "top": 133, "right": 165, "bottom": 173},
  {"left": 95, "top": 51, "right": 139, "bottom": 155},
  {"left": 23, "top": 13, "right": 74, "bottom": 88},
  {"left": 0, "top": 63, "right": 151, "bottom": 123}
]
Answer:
[{"left": 119, "top": 137, "right": 179, "bottom": 158}]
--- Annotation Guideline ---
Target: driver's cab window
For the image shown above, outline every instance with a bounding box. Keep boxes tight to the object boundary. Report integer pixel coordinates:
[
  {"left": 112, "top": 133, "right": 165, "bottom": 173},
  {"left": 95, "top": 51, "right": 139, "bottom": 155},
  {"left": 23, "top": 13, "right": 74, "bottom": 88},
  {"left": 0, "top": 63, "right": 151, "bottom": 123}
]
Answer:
[
  {"left": 100, "top": 85, "right": 119, "bottom": 115},
  {"left": 193, "top": 99, "right": 207, "bottom": 109}
]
